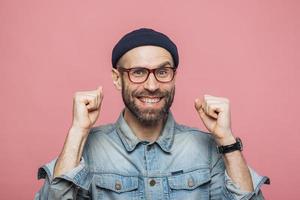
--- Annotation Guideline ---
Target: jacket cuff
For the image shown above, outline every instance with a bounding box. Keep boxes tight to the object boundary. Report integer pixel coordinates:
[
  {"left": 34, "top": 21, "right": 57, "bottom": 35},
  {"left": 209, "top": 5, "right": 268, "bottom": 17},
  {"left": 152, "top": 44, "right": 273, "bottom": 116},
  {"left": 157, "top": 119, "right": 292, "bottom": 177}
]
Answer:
[
  {"left": 224, "top": 167, "right": 270, "bottom": 200},
  {"left": 37, "top": 158, "right": 90, "bottom": 190}
]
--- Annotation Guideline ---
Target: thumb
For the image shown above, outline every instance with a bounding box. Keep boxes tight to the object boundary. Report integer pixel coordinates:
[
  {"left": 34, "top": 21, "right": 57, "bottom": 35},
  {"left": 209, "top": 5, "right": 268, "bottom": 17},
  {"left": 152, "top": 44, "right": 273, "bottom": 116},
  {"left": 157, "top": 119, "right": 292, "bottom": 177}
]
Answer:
[
  {"left": 195, "top": 98, "right": 207, "bottom": 121},
  {"left": 194, "top": 98, "right": 203, "bottom": 111},
  {"left": 96, "top": 86, "right": 103, "bottom": 93}
]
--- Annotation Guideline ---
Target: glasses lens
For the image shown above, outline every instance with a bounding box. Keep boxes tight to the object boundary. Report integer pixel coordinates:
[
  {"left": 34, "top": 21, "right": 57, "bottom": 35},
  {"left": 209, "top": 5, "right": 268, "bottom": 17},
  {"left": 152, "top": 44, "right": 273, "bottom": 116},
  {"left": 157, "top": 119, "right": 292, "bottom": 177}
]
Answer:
[
  {"left": 155, "top": 67, "right": 174, "bottom": 82},
  {"left": 129, "top": 68, "right": 148, "bottom": 83},
  {"left": 126, "top": 67, "right": 175, "bottom": 83}
]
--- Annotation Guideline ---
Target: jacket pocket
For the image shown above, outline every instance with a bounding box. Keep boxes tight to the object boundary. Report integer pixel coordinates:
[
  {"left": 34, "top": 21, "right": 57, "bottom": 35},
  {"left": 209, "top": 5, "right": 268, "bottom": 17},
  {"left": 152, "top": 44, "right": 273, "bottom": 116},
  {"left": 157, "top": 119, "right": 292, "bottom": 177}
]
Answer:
[
  {"left": 167, "top": 168, "right": 211, "bottom": 199},
  {"left": 94, "top": 173, "right": 139, "bottom": 199}
]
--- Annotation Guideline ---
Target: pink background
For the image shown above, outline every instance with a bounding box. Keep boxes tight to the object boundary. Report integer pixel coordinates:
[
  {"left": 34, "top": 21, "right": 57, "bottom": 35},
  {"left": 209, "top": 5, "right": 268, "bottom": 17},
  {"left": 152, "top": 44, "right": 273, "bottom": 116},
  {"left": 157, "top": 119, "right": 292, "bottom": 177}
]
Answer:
[{"left": 1, "top": 0, "right": 299, "bottom": 199}]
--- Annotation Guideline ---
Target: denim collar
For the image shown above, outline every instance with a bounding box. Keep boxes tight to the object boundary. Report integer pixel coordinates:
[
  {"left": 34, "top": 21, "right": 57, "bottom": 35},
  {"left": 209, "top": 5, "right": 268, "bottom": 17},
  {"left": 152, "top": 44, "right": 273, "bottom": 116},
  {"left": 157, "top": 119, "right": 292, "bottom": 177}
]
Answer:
[{"left": 116, "top": 111, "right": 175, "bottom": 153}]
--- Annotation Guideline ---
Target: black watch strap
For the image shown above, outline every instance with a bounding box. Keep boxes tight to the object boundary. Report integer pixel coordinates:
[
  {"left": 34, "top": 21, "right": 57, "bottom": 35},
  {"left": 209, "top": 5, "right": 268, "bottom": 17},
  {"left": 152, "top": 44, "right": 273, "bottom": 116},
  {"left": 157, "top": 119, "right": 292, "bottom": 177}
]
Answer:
[{"left": 217, "top": 137, "right": 243, "bottom": 154}]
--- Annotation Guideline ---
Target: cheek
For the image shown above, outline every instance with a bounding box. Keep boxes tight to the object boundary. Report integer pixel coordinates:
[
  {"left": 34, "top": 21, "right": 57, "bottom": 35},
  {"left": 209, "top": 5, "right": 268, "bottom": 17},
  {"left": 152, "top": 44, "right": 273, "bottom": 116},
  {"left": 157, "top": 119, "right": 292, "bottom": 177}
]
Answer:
[
  {"left": 162, "top": 83, "right": 175, "bottom": 94},
  {"left": 123, "top": 84, "right": 141, "bottom": 99}
]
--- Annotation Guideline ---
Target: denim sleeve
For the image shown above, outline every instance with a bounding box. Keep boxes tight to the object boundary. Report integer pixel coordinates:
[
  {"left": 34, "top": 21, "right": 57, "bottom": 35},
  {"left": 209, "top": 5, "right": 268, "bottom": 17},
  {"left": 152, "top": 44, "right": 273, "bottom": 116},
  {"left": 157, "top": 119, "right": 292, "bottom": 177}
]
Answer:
[
  {"left": 210, "top": 142, "right": 270, "bottom": 200},
  {"left": 34, "top": 158, "right": 91, "bottom": 200}
]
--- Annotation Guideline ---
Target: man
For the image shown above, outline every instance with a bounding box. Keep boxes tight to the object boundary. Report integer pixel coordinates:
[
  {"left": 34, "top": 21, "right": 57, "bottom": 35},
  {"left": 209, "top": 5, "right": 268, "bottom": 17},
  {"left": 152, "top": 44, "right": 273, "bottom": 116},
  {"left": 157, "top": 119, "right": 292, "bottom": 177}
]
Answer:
[{"left": 35, "top": 28, "right": 269, "bottom": 200}]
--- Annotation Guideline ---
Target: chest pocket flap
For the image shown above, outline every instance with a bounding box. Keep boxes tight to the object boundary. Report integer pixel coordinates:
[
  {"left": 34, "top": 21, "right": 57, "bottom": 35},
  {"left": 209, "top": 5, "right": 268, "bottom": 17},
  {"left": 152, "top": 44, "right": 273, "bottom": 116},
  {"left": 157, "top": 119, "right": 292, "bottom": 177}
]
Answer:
[
  {"left": 168, "top": 168, "right": 211, "bottom": 190},
  {"left": 94, "top": 174, "right": 138, "bottom": 193}
]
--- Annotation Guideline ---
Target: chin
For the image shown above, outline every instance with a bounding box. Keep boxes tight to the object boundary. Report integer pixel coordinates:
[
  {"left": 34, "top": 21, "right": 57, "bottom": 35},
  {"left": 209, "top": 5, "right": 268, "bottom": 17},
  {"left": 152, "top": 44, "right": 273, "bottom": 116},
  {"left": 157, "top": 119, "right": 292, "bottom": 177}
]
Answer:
[{"left": 136, "top": 108, "right": 168, "bottom": 126}]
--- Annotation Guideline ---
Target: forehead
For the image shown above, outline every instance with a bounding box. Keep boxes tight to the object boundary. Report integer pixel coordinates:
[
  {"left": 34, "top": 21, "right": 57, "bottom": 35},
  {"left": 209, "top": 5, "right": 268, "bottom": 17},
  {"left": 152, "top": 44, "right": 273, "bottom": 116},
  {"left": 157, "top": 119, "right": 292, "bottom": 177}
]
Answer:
[{"left": 118, "top": 46, "right": 174, "bottom": 68}]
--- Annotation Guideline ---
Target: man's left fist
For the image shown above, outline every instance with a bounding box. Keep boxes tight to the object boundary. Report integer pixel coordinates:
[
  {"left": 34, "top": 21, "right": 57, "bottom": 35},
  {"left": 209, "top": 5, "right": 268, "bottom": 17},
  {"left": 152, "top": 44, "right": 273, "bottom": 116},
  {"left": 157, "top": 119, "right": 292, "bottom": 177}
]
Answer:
[{"left": 195, "top": 95, "right": 236, "bottom": 145}]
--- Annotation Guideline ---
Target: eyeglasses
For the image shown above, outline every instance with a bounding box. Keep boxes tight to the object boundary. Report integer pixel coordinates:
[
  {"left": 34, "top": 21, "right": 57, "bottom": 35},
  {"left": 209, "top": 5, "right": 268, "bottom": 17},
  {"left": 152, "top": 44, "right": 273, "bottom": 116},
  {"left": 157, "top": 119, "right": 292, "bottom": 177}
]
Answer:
[{"left": 118, "top": 66, "right": 176, "bottom": 83}]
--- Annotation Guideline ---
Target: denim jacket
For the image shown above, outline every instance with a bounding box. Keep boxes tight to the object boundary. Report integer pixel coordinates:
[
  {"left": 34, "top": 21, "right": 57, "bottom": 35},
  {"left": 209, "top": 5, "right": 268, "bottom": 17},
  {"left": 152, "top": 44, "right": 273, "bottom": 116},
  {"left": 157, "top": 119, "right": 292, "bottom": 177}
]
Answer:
[{"left": 35, "top": 112, "right": 269, "bottom": 200}]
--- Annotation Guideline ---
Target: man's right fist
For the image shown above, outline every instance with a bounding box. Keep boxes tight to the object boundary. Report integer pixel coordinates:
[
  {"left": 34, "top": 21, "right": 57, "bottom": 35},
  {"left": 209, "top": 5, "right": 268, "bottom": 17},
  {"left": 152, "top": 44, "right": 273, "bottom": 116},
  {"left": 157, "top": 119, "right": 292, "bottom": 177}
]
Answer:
[{"left": 71, "top": 86, "right": 103, "bottom": 132}]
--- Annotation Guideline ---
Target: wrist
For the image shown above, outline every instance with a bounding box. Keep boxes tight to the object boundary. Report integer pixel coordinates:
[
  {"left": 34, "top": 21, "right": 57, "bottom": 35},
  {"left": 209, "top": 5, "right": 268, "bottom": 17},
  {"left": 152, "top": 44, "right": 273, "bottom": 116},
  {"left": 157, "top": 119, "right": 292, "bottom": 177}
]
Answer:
[
  {"left": 63, "top": 127, "right": 89, "bottom": 159},
  {"left": 215, "top": 134, "right": 236, "bottom": 146},
  {"left": 68, "top": 126, "right": 90, "bottom": 138},
  {"left": 69, "top": 125, "right": 90, "bottom": 134},
  {"left": 217, "top": 137, "right": 243, "bottom": 154}
]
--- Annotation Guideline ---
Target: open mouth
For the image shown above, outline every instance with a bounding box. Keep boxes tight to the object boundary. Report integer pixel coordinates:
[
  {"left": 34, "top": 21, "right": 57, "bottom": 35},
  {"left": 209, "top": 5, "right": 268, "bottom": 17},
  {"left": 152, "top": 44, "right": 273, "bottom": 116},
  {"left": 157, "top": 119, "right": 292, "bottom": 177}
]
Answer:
[{"left": 137, "top": 96, "right": 163, "bottom": 104}]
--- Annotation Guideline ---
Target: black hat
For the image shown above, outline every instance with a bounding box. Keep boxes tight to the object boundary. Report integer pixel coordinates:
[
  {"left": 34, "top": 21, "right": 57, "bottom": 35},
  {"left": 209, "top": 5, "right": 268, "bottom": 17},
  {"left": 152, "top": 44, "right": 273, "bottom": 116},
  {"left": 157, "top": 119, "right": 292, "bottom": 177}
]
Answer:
[{"left": 111, "top": 28, "right": 179, "bottom": 68}]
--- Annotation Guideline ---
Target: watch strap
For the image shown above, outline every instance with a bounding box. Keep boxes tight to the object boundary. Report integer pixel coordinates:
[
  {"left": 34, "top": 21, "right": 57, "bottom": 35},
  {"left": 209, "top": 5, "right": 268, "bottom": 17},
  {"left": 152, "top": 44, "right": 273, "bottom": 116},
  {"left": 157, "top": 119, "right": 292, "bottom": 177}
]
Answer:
[{"left": 217, "top": 137, "right": 243, "bottom": 154}]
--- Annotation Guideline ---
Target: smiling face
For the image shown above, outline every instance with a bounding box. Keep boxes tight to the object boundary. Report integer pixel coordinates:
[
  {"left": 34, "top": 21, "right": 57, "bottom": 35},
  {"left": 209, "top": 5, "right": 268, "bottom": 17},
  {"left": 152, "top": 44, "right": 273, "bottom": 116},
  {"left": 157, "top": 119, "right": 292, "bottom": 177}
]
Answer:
[{"left": 113, "top": 46, "right": 176, "bottom": 126}]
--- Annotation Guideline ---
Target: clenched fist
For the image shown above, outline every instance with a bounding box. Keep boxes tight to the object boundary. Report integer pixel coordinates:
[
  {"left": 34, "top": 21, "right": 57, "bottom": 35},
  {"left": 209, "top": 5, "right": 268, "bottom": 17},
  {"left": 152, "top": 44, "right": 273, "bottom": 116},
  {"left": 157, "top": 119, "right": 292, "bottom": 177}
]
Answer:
[
  {"left": 195, "top": 95, "right": 235, "bottom": 145},
  {"left": 71, "top": 86, "right": 104, "bottom": 133}
]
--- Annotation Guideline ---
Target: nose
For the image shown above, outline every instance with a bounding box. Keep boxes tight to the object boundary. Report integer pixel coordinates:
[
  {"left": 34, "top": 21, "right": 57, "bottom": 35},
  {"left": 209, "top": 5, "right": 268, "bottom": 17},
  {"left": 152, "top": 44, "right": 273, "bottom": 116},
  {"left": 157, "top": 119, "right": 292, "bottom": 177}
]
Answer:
[{"left": 144, "top": 72, "right": 159, "bottom": 92}]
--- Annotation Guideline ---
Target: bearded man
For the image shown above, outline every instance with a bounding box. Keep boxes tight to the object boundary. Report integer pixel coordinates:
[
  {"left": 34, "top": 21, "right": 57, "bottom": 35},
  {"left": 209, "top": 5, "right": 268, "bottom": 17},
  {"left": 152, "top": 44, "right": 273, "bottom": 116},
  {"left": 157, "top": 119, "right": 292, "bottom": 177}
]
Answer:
[{"left": 35, "top": 28, "right": 269, "bottom": 200}]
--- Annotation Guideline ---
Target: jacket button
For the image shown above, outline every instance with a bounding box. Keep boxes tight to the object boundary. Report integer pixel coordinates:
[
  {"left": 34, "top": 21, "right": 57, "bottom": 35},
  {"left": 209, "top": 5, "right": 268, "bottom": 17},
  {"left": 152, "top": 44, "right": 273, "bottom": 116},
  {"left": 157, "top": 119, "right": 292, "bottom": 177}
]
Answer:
[
  {"left": 149, "top": 179, "right": 156, "bottom": 186},
  {"left": 115, "top": 181, "right": 122, "bottom": 190},
  {"left": 147, "top": 145, "right": 152, "bottom": 151},
  {"left": 188, "top": 178, "right": 195, "bottom": 188}
]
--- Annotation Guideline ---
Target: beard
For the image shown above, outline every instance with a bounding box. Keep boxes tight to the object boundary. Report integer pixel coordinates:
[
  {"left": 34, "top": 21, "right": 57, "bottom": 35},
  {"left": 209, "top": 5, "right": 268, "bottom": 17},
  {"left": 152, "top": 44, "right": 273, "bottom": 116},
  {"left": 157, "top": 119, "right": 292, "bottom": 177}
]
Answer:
[{"left": 121, "top": 79, "right": 175, "bottom": 127}]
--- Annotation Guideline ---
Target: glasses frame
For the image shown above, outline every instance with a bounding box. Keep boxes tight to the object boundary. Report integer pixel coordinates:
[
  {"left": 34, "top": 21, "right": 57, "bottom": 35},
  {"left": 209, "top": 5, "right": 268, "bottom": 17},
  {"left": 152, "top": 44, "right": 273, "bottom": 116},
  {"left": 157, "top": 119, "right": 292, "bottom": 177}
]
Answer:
[{"left": 118, "top": 66, "right": 177, "bottom": 84}]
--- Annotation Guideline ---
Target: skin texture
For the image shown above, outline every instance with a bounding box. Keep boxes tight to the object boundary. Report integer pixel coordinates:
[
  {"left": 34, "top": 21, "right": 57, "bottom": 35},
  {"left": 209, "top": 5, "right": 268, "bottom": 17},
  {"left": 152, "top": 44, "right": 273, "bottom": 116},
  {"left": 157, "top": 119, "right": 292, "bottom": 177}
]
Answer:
[
  {"left": 120, "top": 68, "right": 175, "bottom": 127},
  {"left": 112, "top": 46, "right": 176, "bottom": 141},
  {"left": 53, "top": 87, "right": 103, "bottom": 177},
  {"left": 195, "top": 95, "right": 254, "bottom": 192},
  {"left": 54, "top": 45, "right": 254, "bottom": 192}
]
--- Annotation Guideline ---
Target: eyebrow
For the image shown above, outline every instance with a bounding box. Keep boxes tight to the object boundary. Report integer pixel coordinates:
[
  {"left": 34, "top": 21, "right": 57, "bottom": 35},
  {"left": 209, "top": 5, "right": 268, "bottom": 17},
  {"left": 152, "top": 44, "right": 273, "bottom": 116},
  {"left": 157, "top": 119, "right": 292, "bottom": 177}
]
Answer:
[
  {"left": 156, "top": 61, "right": 173, "bottom": 68},
  {"left": 132, "top": 61, "right": 173, "bottom": 69}
]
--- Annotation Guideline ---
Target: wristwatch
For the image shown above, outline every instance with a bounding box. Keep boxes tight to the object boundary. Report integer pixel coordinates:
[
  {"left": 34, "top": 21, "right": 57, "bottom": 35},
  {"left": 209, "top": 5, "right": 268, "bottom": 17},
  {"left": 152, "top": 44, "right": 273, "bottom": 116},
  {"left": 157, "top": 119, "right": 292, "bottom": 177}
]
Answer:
[{"left": 217, "top": 137, "right": 243, "bottom": 154}]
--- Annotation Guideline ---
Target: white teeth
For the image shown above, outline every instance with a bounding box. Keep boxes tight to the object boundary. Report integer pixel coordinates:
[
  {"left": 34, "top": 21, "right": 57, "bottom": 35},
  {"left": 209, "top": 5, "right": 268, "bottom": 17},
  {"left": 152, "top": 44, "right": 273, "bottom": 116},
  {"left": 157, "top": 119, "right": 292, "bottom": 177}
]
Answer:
[{"left": 140, "top": 97, "right": 160, "bottom": 103}]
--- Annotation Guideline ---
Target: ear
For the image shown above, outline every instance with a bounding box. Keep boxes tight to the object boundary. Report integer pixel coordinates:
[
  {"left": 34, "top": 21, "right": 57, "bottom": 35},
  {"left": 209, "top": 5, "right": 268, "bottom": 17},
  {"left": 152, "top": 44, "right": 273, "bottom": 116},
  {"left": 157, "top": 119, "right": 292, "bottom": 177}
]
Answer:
[{"left": 112, "top": 68, "right": 122, "bottom": 90}]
